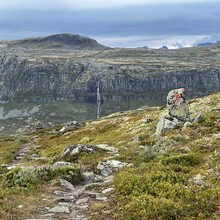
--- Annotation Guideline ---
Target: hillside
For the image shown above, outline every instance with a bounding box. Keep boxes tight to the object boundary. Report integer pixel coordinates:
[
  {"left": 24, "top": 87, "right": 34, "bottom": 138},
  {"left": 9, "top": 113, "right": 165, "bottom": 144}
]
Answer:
[
  {"left": 0, "top": 92, "right": 219, "bottom": 219},
  {"left": 0, "top": 33, "right": 109, "bottom": 50}
]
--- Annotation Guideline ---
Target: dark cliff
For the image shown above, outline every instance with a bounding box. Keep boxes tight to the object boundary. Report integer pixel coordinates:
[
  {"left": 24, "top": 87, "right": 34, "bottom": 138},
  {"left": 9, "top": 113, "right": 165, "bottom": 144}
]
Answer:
[{"left": 0, "top": 45, "right": 220, "bottom": 104}]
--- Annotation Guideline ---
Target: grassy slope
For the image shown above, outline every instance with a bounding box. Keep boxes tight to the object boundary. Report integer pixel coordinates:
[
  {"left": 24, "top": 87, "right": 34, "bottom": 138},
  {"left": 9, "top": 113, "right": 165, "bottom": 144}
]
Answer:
[{"left": 0, "top": 92, "right": 219, "bottom": 219}]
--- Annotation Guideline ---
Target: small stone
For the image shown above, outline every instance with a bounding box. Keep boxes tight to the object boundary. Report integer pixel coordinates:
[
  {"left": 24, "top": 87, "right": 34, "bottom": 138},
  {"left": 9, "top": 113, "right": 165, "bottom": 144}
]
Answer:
[
  {"left": 179, "top": 146, "right": 191, "bottom": 153},
  {"left": 58, "top": 202, "right": 70, "bottom": 206},
  {"left": 96, "top": 195, "right": 108, "bottom": 201},
  {"left": 182, "top": 122, "right": 192, "bottom": 131},
  {"left": 1, "top": 164, "right": 8, "bottom": 168},
  {"left": 59, "top": 179, "right": 75, "bottom": 191},
  {"left": 82, "top": 171, "right": 94, "bottom": 182},
  {"left": 94, "top": 174, "right": 104, "bottom": 182},
  {"left": 30, "top": 154, "right": 38, "bottom": 159},
  {"left": 79, "top": 205, "right": 89, "bottom": 209},
  {"left": 58, "top": 195, "right": 76, "bottom": 202},
  {"left": 142, "top": 118, "right": 152, "bottom": 123},
  {"left": 194, "top": 174, "right": 203, "bottom": 186},
  {"left": 53, "top": 161, "right": 72, "bottom": 167},
  {"left": 97, "top": 160, "right": 128, "bottom": 176},
  {"left": 134, "top": 136, "right": 140, "bottom": 143},
  {"left": 102, "top": 188, "right": 115, "bottom": 195},
  {"left": 75, "top": 197, "right": 89, "bottom": 205},
  {"left": 48, "top": 206, "right": 70, "bottom": 213},
  {"left": 95, "top": 144, "right": 119, "bottom": 153},
  {"left": 18, "top": 205, "right": 23, "bottom": 209},
  {"left": 53, "top": 190, "right": 67, "bottom": 195},
  {"left": 104, "top": 175, "right": 114, "bottom": 183}
]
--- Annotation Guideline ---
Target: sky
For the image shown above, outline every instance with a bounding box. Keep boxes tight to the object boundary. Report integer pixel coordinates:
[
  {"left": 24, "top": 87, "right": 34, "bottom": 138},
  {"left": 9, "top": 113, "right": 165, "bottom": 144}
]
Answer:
[{"left": 0, "top": 0, "right": 220, "bottom": 48}]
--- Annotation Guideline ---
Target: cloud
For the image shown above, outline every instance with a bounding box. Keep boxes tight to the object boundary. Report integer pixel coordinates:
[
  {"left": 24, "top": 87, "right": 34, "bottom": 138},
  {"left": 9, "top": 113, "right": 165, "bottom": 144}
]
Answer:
[
  {"left": 0, "top": 0, "right": 212, "bottom": 11},
  {"left": 94, "top": 34, "right": 210, "bottom": 48}
]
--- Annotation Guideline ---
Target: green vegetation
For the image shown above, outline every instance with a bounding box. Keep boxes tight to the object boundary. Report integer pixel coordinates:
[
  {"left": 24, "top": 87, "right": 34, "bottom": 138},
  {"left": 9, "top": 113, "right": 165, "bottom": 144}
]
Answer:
[{"left": 0, "top": 92, "right": 219, "bottom": 219}]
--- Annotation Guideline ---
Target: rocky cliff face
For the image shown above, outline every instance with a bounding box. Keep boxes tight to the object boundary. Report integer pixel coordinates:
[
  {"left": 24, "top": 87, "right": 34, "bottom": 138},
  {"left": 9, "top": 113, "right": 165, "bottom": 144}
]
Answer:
[{"left": 0, "top": 46, "right": 220, "bottom": 104}]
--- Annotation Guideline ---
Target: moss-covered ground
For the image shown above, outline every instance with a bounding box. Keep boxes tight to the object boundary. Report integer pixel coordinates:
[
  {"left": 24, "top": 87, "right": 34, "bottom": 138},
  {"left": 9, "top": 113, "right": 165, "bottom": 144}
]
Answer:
[{"left": 0, "top": 92, "right": 219, "bottom": 219}]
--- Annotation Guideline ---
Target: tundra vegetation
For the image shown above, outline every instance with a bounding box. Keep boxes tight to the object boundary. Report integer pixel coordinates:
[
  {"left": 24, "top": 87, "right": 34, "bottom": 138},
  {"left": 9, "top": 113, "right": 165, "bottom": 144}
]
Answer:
[{"left": 0, "top": 92, "right": 219, "bottom": 219}]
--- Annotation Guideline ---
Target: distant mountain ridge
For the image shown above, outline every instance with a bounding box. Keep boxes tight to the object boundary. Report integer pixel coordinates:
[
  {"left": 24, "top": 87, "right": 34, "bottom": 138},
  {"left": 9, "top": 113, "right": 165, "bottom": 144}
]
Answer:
[
  {"left": 197, "top": 41, "right": 220, "bottom": 47},
  {"left": 0, "top": 33, "right": 109, "bottom": 50}
]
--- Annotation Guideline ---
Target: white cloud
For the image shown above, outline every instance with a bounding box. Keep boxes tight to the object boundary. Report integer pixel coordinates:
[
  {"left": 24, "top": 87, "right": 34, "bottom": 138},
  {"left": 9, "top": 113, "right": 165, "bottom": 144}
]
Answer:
[
  {"left": 93, "top": 34, "right": 210, "bottom": 48},
  {"left": 0, "top": 0, "right": 211, "bottom": 10}
]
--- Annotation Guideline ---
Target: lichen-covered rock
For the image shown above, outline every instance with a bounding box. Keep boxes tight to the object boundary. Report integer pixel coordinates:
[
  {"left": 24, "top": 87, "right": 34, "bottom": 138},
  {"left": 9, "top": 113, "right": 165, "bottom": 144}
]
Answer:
[
  {"left": 63, "top": 144, "right": 119, "bottom": 161},
  {"left": 95, "top": 144, "right": 118, "bottom": 153},
  {"left": 59, "top": 121, "right": 81, "bottom": 133},
  {"left": 156, "top": 115, "right": 180, "bottom": 136},
  {"left": 97, "top": 160, "right": 130, "bottom": 176}
]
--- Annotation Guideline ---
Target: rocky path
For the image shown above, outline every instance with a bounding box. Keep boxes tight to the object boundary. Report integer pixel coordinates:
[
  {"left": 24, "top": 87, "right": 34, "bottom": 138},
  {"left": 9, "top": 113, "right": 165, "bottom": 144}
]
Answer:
[
  {"left": 5, "top": 142, "right": 125, "bottom": 220},
  {"left": 27, "top": 174, "right": 114, "bottom": 220},
  {"left": 7, "top": 138, "right": 41, "bottom": 170}
]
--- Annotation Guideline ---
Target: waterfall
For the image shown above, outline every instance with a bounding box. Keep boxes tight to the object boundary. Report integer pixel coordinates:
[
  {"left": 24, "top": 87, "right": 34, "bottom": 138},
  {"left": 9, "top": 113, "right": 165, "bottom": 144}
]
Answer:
[{"left": 96, "top": 82, "right": 101, "bottom": 119}]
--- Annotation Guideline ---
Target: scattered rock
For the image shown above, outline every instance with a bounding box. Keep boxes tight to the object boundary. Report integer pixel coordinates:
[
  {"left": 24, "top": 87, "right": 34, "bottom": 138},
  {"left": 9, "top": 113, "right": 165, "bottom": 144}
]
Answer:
[
  {"left": 58, "top": 202, "right": 70, "bottom": 207},
  {"left": 59, "top": 179, "right": 75, "bottom": 191},
  {"left": 59, "top": 121, "right": 81, "bottom": 133},
  {"left": 75, "top": 197, "right": 89, "bottom": 205},
  {"left": 95, "top": 144, "right": 118, "bottom": 153},
  {"left": 48, "top": 206, "right": 70, "bottom": 213},
  {"left": 53, "top": 161, "right": 73, "bottom": 167},
  {"left": 142, "top": 118, "right": 153, "bottom": 123},
  {"left": 179, "top": 146, "right": 191, "bottom": 153},
  {"left": 94, "top": 174, "right": 104, "bottom": 182},
  {"left": 103, "top": 175, "right": 114, "bottom": 183},
  {"left": 97, "top": 160, "right": 129, "bottom": 176},
  {"left": 96, "top": 195, "right": 108, "bottom": 201},
  {"left": 63, "top": 144, "right": 119, "bottom": 160},
  {"left": 30, "top": 154, "right": 38, "bottom": 160},
  {"left": 1, "top": 164, "right": 8, "bottom": 168},
  {"left": 63, "top": 144, "right": 93, "bottom": 159},
  {"left": 18, "top": 204, "right": 24, "bottom": 209},
  {"left": 34, "top": 121, "right": 44, "bottom": 130},
  {"left": 194, "top": 174, "right": 203, "bottom": 186},
  {"left": 156, "top": 115, "right": 180, "bottom": 136},
  {"left": 102, "top": 187, "right": 115, "bottom": 195},
  {"left": 82, "top": 171, "right": 95, "bottom": 183},
  {"left": 134, "top": 136, "right": 140, "bottom": 143},
  {"left": 53, "top": 190, "right": 67, "bottom": 196}
]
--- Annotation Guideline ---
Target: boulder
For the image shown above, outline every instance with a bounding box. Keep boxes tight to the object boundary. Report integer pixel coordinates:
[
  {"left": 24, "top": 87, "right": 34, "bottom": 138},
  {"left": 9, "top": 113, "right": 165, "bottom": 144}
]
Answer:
[
  {"left": 156, "top": 115, "right": 180, "bottom": 136},
  {"left": 59, "top": 179, "right": 75, "bottom": 191},
  {"left": 95, "top": 144, "right": 118, "bottom": 153},
  {"left": 97, "top": 160, "right": 130, "bottom": 176},
  {"left": 63, "top": 144, "right": 119, "bottom": 160},
  {"left": 34, "top": 121, "right": 44, "bottom": 130},
  {"left": 59, "top": 121, "right": 81, "bottom": 133}
]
